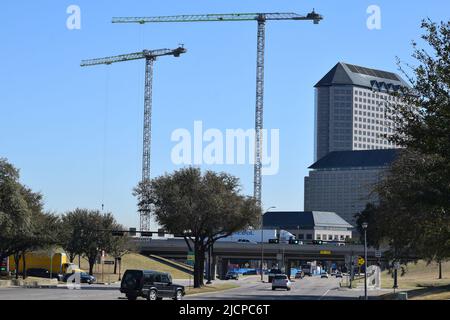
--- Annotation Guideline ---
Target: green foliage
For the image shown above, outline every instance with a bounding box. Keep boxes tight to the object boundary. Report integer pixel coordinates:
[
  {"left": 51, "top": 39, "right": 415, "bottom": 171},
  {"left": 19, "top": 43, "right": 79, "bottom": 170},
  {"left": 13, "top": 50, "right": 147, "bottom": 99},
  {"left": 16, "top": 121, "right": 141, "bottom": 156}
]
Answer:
[
  {"left": 0, "top": 158, "right": 61, "bottom": 279},
  {"left": 357, "top": 20, "right": 450, "bottom": 272},
  {"left": 133, "top": 167, "right": 261, "bottom": 287},
  {"left": 60, "top": 209, "right": 121, "bottom": 275}
]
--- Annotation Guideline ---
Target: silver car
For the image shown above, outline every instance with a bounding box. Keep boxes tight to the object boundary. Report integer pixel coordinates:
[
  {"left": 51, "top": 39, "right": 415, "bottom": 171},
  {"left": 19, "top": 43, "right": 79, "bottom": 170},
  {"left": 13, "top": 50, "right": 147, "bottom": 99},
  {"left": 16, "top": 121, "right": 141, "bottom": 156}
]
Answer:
[{"left": 271, "top": 274, "right": 292, "bottom": 291}]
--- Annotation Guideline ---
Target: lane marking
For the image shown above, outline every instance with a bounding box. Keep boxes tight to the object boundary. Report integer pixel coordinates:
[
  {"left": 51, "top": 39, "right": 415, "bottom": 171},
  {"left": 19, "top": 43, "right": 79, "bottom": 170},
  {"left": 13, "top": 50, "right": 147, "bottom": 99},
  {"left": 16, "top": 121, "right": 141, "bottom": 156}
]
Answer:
[{"left": 319, "top": 288, "right": 331, "bottom": 300}]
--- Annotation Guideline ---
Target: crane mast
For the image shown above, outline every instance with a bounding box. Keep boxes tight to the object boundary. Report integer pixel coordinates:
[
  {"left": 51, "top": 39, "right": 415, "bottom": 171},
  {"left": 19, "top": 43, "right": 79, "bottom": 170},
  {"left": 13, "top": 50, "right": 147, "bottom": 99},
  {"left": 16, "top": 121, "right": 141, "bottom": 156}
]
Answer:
[
  {"left": 81, "top": 47, "right": 187, "bottom": 231},
  {"left": 112, "top": 11, "right": 323, "bottom": 207}
]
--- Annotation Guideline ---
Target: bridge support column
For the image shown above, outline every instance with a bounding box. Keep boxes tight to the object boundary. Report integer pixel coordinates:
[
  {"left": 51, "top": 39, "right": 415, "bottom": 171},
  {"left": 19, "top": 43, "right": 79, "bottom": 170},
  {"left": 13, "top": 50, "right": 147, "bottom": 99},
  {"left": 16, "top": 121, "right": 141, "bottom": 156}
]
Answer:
[
  {"left": 218, "top": 258, "right": 229, "bottom": 280},
  {"left": 286, "top": 260, "right": 292, "bottom": 279},
  {"left": 211, "top": 255, "right": 217, "bottom": 280}
]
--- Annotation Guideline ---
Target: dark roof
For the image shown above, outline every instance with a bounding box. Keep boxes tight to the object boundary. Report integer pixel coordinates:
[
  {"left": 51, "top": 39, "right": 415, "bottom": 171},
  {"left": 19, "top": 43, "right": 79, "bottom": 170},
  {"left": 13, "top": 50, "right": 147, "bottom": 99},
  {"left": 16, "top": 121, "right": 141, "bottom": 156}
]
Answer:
[
  {"left": 315, "top": 62, "right": 409, "bottom": 90},
  {"left": 263, "top": 211, "right": 353, "bottom": 230},
  {"left": 309, "top": 149, "right": 400, "bottom": 170}
]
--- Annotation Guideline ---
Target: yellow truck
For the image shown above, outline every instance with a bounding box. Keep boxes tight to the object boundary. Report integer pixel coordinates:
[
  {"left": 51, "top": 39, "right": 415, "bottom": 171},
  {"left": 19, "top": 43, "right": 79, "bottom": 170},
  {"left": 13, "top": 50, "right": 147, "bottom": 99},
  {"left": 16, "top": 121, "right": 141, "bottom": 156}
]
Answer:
[{"left": 9, "top": 251, "right": 83, "bottom": 275}]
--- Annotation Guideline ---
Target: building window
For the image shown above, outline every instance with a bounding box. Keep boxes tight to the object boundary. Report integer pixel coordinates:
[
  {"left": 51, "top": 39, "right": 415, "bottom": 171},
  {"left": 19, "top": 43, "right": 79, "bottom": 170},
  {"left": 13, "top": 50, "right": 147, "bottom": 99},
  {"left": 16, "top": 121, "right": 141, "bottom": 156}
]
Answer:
[
  {"left": 298, "top": 234, "right": 304, "bottom": 240},
  {"left": 306, "top": 234, "right": 313, "bottom": 240},
  {"left": 328, "top": 235, "right": 333, "bottom": 240},
  {"left": 316, "top": 235, "right": 321, "bottom": 240}
]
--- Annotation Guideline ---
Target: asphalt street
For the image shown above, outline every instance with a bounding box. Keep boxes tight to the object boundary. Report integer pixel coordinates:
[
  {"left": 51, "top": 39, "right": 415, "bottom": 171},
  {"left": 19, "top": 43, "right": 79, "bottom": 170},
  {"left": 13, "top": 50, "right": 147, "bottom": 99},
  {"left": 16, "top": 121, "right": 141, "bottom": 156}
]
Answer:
[{"left": 0, "top": 276, "right": 388, "bottom": 300}]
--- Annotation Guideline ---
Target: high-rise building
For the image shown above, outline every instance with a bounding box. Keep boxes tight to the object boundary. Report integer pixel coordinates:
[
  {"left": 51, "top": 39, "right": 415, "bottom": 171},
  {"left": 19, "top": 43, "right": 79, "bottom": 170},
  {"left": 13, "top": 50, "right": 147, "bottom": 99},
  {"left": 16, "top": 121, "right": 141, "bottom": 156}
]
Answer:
[{"left": 314, "top": 62, "right": 409, "bottom": 161}]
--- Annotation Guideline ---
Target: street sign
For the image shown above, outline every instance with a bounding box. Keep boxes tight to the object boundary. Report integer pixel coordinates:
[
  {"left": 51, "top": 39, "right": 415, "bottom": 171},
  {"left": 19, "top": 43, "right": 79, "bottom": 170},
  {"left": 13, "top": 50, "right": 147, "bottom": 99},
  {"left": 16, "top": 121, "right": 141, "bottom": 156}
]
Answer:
[
  {"left": 320, "top": 250, "right": 331, "bottom": 255},
  {"left": 187, "top": 251, "right": 195, "bottom": 266},
  {"left": 358, "top": 256, "right": 365, "bottom": 266},
  {"left": 0, "top": 257, "right": 8, "bottom": 273},
  {"left": 375, "top": 250, "right": 382, "bottom": 258}
]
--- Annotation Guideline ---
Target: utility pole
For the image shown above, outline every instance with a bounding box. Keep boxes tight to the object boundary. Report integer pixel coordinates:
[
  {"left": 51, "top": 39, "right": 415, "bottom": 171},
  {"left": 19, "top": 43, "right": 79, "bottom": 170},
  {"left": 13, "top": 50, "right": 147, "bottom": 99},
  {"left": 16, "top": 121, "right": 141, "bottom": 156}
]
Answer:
[
  {"left": 81, "top": 47, "right": 186, "bottom": 231},
  {"left": 362, "top": 222, "right": 368, "bottom": 300},
  {"left": 112, "top": 11, "right": 323, "bottom": 207},
  {"left": 261, "top": 206, "right": 276, "bottom": 282}
]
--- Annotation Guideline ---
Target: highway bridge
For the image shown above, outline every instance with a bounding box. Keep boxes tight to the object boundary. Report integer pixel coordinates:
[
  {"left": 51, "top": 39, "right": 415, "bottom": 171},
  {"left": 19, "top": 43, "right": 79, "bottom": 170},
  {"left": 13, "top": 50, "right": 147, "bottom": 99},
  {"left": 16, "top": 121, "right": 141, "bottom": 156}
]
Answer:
[{"left": 134, "top": 238, "right": 387, "bottom": 278}]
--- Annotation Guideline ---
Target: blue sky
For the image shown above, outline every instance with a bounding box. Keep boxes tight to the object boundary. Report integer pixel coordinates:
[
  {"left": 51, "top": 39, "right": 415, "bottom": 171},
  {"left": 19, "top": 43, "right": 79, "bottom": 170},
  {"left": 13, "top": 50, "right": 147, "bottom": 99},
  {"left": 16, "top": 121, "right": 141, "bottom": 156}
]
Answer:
[{"left": 0, "top": 1, "right": 448, "bottom": 228}]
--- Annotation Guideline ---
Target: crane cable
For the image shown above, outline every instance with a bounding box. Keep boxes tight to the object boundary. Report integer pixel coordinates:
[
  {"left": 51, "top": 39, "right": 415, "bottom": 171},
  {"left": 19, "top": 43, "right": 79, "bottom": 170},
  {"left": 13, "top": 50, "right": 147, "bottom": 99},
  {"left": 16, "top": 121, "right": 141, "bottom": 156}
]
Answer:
[{"left": 101, "top": 67, "right": 110, "bottom": 212}]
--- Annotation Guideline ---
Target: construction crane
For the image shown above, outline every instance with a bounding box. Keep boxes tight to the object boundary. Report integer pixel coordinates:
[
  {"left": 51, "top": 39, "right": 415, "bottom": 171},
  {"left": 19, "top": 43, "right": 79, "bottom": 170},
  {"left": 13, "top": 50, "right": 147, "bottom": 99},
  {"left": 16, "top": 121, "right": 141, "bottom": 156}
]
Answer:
[
  {"left": 112, "top": 11, "right": 323, "bottom": 207},
  {"left": 81, "top": 47, "right": 187, "bottom": 231}
]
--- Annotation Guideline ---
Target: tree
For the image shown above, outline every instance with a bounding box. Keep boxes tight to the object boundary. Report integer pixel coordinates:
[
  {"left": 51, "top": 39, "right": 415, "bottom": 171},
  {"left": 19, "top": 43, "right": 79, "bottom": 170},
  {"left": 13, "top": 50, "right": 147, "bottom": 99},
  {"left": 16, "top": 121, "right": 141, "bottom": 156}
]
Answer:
[
  {"left": 109, "top": 225, "right": 135, "bottom": 275},
  {"left": 359, "top": 20, "right": 450, "bottom": 278},
  {"left": 0, "top": 158, "right": 32, "bottom": 262},
  {"left": 60, "top": 210, "right": 87, "bottom": 263},
  {"left": 391, "top": 20, "right": 450, "bottom": 163},
  {"left": 60, "top": 209, "right": 118, "bottom": 275},
  {"left": 133, "top": 167, "right": 261, "bottom": 288},
  {"left": 356, "top": 150, "right": 450, "bottom": 276},
  {"left": 0, "top": 158, "right": 59, "bottom": 279}
]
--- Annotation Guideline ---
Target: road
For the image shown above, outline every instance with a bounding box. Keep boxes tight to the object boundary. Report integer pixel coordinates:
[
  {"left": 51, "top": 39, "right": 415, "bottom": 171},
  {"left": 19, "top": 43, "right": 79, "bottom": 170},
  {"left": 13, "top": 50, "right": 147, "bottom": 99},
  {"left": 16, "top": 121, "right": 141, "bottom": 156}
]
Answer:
[
  {"left": 0, "top": 276, "right": 388, "bottom": 300},
  {"left": 185, "top": 276, "right": 387, "bottom": 300}
]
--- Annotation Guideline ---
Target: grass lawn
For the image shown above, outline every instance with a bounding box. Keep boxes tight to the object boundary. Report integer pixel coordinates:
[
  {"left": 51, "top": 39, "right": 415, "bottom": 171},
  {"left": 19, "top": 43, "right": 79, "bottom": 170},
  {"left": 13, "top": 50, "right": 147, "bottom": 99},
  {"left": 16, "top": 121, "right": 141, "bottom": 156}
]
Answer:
[
  {"left": 349, "top": 260, "right": 450, "bottom": 300},
  {"left": 185, "top": 283, "right": 240, "bottom": 295},
  {"left": 380, "top": 260, "right": 450, "bottom": 290},
  {"left": 75, "top": 253, "right": 191, "bottom": 283}
]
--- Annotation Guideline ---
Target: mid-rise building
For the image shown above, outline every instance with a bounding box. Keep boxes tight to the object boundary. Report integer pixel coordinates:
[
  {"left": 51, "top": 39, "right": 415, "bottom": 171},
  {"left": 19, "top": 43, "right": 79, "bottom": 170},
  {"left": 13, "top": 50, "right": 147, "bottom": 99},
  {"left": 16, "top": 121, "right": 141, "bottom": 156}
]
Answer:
[
  {"left": 304, "top": 149, "right": 399, "bottom": 226},
  {"left": 263, "top": 211, "right": 353, "bottom": 242}
]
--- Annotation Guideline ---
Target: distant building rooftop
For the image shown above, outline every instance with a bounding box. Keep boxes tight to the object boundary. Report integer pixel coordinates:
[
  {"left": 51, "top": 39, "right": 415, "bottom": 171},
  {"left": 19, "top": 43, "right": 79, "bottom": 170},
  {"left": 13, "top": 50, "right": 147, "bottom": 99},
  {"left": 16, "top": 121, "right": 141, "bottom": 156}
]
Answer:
[
  {"left": 309, "top": 149, "right": 400, "bottom": 170},
  {"left": 263, "top": 211, "right": 353, "bottom": 230},
  {"left": 315, "top": 62, "right": 409, "bottom": 91}
]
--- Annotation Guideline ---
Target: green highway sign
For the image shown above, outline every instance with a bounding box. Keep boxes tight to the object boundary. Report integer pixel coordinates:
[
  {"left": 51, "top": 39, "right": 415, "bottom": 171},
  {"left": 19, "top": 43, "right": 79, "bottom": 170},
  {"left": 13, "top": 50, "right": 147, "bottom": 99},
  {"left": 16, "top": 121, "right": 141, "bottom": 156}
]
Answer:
[{"left": 187, "top": 251, "right": 195, "bottom": 266}]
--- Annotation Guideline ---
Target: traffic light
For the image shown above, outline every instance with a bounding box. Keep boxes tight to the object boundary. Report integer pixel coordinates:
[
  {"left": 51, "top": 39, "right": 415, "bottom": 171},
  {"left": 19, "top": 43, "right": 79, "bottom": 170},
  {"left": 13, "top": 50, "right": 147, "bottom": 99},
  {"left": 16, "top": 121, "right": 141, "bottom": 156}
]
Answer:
[{"left": 268, "top": 239, "right": 279, "bottom": 244}]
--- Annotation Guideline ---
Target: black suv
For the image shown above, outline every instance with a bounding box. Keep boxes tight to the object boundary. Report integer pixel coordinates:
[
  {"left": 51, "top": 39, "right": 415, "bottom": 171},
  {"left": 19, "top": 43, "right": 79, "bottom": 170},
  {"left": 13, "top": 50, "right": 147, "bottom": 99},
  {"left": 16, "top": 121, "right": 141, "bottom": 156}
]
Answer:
[
  {"left": 120, "top": 269, "right": 185, "bottom": 300},
  {"left": 267, "top": 268, "right": 283, "bottom": 283}
]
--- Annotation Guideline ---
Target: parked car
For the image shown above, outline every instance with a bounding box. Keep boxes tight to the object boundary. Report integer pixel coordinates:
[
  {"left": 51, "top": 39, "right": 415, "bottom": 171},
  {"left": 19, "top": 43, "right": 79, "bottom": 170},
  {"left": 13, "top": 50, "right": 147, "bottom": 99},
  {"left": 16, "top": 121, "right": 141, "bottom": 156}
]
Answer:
[
  {"left": 120, "top": 269, "right": 185, "bottom": 301},
  {"left": 294, "top": 271, "right": 304, "bottom": 279},
  {"left": 63, "top": 272, "right": 96, "bottom": 284},
  {"left": 26, "top": 268, "right": 63, "bottom": 281},
  {"left": 243, "top": 269, "right": 257, "bottom": 275},
  {"left": 225, "top": 271, "right": 239, "bottom": 280},
  {"left": 302, "top": 269, "right": 312, "bottom": 277},
  {"left": 335, "top": 272, "right": 343, "bottom": 278},
  {"left": 320, "top": 271, "right": 329, "bottom": 278},
  {"left": 272, "top": 274, "right": 291, "bottom": 291},
  {"left": 267, "top": 268, "right": 283, "bottom": 283}
]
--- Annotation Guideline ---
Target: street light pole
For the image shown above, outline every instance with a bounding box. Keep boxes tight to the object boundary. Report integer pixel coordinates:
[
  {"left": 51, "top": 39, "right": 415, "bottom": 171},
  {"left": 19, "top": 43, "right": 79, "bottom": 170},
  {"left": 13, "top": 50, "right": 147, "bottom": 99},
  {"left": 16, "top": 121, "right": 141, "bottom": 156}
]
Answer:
[
  {"left": 261, "top": 206, "right": 276, "bottom": 282},
  {"left": 362, "top": 222, "right": 368, "bottom": 300}
]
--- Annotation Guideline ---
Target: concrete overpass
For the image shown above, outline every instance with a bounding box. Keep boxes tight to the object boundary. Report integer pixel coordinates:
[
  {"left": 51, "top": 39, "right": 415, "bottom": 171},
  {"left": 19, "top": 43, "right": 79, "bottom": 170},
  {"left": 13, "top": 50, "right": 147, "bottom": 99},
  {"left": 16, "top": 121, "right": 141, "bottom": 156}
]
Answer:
[{"left": 134, "top": 238, "right": 386, "bottom": 278}]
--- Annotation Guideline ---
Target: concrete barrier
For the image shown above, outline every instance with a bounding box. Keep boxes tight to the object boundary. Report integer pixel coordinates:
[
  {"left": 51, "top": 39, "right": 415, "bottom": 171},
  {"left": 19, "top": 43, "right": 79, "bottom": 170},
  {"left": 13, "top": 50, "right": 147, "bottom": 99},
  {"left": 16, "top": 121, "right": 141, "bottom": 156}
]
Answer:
[
  {"left": 0, "top": 280, "right": 12, "bottom": 287},
  {"left": 0, "top": 278, "right": 58, "bottom": 288}
]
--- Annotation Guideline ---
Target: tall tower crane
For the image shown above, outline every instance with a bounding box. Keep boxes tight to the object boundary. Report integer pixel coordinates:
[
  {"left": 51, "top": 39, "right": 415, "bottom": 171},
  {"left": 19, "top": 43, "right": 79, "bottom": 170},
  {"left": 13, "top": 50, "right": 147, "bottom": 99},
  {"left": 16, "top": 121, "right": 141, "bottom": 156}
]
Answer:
[
  {"left": 81, "top": 47, "right": 187, "bottom": 231},
  {"left": 112, "top": 11, "right": 323, "bottom": 207}
]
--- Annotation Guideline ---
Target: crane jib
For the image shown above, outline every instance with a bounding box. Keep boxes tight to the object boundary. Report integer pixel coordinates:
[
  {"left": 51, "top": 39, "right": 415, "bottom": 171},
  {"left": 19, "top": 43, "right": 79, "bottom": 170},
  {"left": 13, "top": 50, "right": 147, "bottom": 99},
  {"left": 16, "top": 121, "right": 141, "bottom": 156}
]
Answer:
[{"left": 111, "top": 12, "right": 323, "bottom": 24}]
